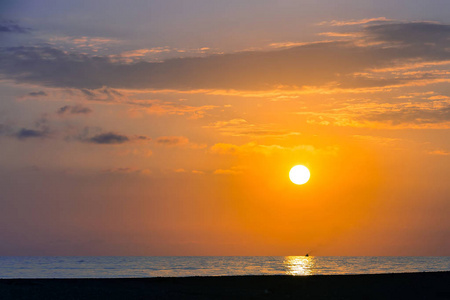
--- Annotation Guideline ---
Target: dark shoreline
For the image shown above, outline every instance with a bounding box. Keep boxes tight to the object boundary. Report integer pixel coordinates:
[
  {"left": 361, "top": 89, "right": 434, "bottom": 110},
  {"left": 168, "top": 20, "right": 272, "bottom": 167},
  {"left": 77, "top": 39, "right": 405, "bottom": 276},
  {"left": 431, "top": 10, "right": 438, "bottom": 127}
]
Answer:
[{"left": 1, "top": 271, "right": 449, "bottom": 299}]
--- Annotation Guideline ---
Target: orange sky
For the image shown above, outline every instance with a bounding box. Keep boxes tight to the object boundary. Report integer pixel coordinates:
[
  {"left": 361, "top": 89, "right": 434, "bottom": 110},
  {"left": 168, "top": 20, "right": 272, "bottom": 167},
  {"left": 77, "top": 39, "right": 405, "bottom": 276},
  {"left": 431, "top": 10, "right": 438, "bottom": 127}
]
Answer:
[{"left": 0, "top": 1, "right": 449, "bottom": 255}]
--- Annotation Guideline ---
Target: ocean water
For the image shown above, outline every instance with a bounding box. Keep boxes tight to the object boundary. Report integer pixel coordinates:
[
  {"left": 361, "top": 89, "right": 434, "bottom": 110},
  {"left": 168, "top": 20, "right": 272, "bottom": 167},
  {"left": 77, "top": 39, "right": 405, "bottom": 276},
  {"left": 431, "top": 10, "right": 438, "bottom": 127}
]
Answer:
[{"left": 0, "top": 256, "right": 449, "bottom": 279}]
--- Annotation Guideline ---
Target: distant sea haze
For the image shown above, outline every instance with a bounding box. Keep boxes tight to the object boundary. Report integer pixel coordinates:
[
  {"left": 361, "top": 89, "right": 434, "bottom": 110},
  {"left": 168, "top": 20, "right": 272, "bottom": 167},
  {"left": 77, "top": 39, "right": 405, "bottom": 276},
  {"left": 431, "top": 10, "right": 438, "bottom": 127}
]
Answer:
[{"left": 1, "top": 256, "right": 449, "bottom": 278}]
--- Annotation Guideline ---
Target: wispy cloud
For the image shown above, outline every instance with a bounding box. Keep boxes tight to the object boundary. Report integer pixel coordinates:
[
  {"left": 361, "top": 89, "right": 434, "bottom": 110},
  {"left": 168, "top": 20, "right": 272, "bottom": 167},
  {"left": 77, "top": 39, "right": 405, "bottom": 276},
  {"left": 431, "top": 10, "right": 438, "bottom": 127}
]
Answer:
[
  {"left": 318, "top": 32, "right": 361, "bottom": 38},
  {"left": 47, "top": 36, "right": 120, "bottom": 53},
  {"left": 0, "top": 20, "right": 30, "bottom": 34},
  {"left": 210, "top": 142, "right": 336, "bottom": 156},
  {"left": 156, "top": 136, "right": 206, "bottom": 149},
  {"left": 318, "top": 17, "right": 391, "bottom": 27},
  {"left": 352, "top": 135, "right": 399, "bottom": 145},
  {"left": 204, "top": 118, "right": 300, "bottom": 137},
  {"left": 13, "top": 128, "right": 48, "bottom": 140},
  {"left": 428, "top": 149, "right": 450, "bottom": 156},
  {"left": 302, "top": 98, "right": 450, "bottom": 128},
  {"left": 87, "top": 132, "right": 130, "bottom": 144},
  {"left": 27, "top": 91, "right": 47, "bottom": 97},
  {"left": 268, "top": 41, "right": 310, "bottom": 48},
  {"left": 362, "top": 106, "right": 450, "bottom": 126},
  {"left": 191, "top": 170, "right": 205, "bottom": 174},
  {"left": 77, "top": 87, "right": 123, "bottom": 102},
  {"left": 156, "top": 136, "right": 189, "bottom": 147},
  {"left": 101, "top": 167, "right": 151, "bottom": 175},
  {"left": 119, "top": 47, "right": 172, "bottom": 60},
  {"left": 57, "top": 104, "right": 92, "bottom": 115},
  {"left": 137, "top": 100, "right": 217, "bottom": 119},
  {"left": 213, "top": 167, "right": 244, "bottom": 175}
]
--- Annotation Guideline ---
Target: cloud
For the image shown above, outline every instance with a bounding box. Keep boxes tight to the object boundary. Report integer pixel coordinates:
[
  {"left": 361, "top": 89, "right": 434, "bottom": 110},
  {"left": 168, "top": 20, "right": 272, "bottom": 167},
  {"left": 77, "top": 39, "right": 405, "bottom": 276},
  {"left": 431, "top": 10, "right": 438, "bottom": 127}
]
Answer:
[
  {"left": 428, "top": 150, "right": 450, "bottom": 156},
  {"left": 352, "top": 135, "right": 399, "bottom": 145},
  {"left": 87, "top": 132, "right": 130, "bottom": 144},
  {"left": 318, "top": 17, "right": 391, "bottom": 27},
  {"left": 120, "top": 47, "right": 171, "bottom": 58},
  {"left": 210, "top": 142, "right": 324, "bottom": 156},
  {"left": 156, "top": 136, "right": 189, "bottom": 146},
  {"left": 269, "top": 42, "right": 310, "bottom": 48},
  {"left": 102, "top": 167, "right": 151, "bottom": 175},
  {"left": 361, "top": 106, "right": 450, "bottom": 126},
  {"left": 56, "top": 89, "right": 217, "bottom": 119},
  {"left": 0, "top": 20, "right": 30, "bottom": 34},
  {"left": 155, "top": 136, "right": 206, "bottom": 149},
  {"left": 364, "top": 22, "right": 450, "bottom": 47},
  {"left": 47, "top": 36, "right": 119, "bottom": 54},
  {"left": 0, "top": 22, "right": 449, "bottom": 92},
  {"left": 13, "top": 128, "right": 48, "bottom": 140},
  {"left": 65, "top": 125, "right": 150, "bottom": 145},
  {"left": 204, "top": 118, "right": 300, "bottom": 137},
  {"left": 57, "top": 105, "right": 92, "bottom": 115},
  {"left": 136, "top": 100, "right": 217, "bottom": 119},
  {"left": 27, "top": 91, "right": 47, "bottom": 97},
  {"left": 318, "top": 32, "right": 361, "bottom": 38},
  {"left": 302, "top": 98, "right": 450, "bottom": 128},
  {"left": 77, "top": 87, "right": 123, "bottom": 101}
]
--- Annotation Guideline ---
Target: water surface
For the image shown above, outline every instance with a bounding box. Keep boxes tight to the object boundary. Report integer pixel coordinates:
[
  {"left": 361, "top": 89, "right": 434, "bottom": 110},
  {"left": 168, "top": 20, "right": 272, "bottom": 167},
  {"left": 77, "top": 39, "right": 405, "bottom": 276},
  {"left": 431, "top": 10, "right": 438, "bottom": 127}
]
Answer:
[{"left": 0, "top": 256, "right": 449, "bottom": 278}]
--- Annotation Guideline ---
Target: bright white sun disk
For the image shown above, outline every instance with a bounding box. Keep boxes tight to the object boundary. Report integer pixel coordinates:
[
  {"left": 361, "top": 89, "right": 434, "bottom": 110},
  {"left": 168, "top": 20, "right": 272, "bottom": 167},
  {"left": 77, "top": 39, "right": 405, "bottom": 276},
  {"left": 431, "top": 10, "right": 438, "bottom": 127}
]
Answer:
[{"left": 289, "top": 165, "right": 310, "bottom": 185}]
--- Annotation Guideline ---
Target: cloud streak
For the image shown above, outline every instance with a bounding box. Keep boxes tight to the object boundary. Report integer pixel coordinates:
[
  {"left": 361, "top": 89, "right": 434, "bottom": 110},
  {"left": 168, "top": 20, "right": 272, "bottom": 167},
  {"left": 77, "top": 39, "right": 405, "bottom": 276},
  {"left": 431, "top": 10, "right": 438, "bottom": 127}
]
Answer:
[
  {"left": 27, "top": 91, "right": 47, "bottom": 97},
  {"left": 57, "top": 105, "right": 92, "bottom": 115},
  {"left": 204, "top": 119, "right": 300, "bottom": 137},
  {"left": 210, "top": 142, "right": 336, "bottom": 156},
  {"left": 0, "top": 20, "right": 30, "bottom": 34},
  {"left": 156, "top": 136, "right": 189, "bottom": 147},
  {"left": 155, "top": 136, "right": 206, "bottom": 149},
  {"left": 303, "top": 98, "right": 450, "bottom": 128},
  {"left": 318, "top": 17, "right": 391, "bottom": 27},
  {"left": 87, "top": 132, "right": 130, "bottom": 144},
  {"left": 13, "top": 128, "right": 48, "bottom": 139}
]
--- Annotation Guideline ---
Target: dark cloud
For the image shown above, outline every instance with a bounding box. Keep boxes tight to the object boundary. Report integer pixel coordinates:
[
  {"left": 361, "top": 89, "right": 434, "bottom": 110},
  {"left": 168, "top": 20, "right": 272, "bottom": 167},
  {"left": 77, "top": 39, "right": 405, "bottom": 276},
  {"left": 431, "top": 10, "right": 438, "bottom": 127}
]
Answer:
[
  {"left": 28, "top": 91, "right": 47, "bottom": 97},
  {"left": 0, "top": 22, "right": 448, "bottom": 91},
  {"left": 0, "top": 20, "right": 30, "bottom": 34},
  {"left": 101, "top": 167, "right": 143, "bottom": 174},
  {"left": 87, "top": 132, "right": 129, "bottom": 144},
  {"left": 57, "top": 104, "right": 92, "bottom": 115},
  {"left": 65, "top": 127, "right": 149, "bottom": 144},
  {"left": 80, "top": 89, "right": 96, "bottom": 97},
  {"left": 14, "top": 128, "right": 48, "bottom": 139},
  {"left": 365, "top": 22, "right": 450, "bottom": 46},
  {"left": 338, "top": 72, "right": 444, "bottom": 89},
  {"left": 0, "top": 47, "right": 115, "bottom": 89},
  {"left": 1, "top": 116, "right": 49, "bottom": 140},
  {"left": 136, "top": 135, "right": 151, "bottom": 140},
  {"left": 79, "top": 87, "right": 123, "bottom": 101},
  {"left": 156, "top": 136, "right": 186, "bottom": 146},
  {"left": 361, "top": 105, "right": 450, "bottom": 125}
]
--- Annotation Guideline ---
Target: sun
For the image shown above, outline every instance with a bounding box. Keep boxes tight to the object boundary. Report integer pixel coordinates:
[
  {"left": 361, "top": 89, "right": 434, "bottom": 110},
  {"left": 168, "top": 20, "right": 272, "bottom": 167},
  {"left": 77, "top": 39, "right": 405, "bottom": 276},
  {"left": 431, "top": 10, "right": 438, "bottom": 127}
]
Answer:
[{"left": 289, "top": 165, "right": 310, "bottom": 185}]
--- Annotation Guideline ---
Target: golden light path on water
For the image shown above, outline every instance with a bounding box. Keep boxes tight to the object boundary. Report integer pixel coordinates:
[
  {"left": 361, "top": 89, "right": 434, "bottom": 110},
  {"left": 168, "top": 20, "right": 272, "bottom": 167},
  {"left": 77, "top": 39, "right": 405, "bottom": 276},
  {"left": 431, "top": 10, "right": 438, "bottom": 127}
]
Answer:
[{"left": 284, "top": 256, "right": 316, "bottom": 276}]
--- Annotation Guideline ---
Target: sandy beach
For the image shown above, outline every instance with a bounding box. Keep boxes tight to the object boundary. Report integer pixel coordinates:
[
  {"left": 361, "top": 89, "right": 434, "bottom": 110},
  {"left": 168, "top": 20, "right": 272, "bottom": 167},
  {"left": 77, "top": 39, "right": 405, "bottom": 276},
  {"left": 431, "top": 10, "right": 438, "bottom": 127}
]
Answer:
[{"left": 0, "top": 271, "right": 448, "bottom": 299}]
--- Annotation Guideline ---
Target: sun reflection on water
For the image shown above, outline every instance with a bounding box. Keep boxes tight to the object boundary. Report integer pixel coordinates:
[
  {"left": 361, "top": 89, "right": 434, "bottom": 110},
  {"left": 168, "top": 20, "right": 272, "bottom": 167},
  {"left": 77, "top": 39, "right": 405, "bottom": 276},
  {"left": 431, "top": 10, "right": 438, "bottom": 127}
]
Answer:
[{"left": 284, "top": 256, "right": 315, "bottom": 276}]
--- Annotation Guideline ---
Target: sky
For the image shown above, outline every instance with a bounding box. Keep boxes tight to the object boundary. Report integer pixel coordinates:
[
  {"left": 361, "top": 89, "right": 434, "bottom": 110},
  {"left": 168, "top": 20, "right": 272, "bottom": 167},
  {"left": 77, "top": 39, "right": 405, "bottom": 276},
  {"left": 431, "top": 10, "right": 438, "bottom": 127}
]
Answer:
[{"left": 0, "top": 0, "right": 449, "bottom": 256}]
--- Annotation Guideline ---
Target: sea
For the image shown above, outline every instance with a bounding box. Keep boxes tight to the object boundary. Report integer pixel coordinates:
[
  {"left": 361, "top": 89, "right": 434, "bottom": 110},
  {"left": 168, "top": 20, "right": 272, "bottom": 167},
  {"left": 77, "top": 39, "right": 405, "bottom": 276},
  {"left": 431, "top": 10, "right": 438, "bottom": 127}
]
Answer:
[{"left": 0, "top": 256, "right": 449, "bottom": 279}]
